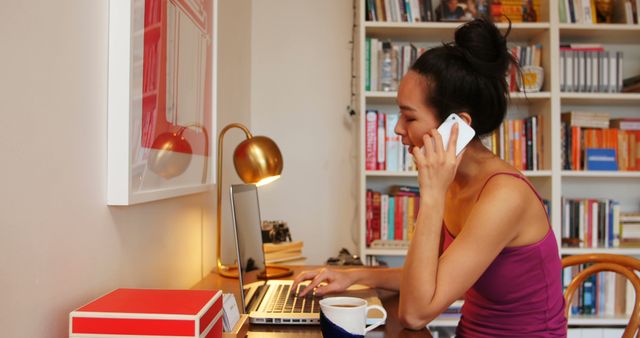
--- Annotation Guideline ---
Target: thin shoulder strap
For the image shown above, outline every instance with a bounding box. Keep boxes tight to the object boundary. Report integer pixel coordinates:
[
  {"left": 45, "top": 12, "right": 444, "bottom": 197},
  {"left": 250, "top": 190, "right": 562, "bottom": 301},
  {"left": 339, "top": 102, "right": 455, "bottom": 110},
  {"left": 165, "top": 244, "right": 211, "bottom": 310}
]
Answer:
[{"left": 475, "top": 172, "right": 542, "bottom": 202}]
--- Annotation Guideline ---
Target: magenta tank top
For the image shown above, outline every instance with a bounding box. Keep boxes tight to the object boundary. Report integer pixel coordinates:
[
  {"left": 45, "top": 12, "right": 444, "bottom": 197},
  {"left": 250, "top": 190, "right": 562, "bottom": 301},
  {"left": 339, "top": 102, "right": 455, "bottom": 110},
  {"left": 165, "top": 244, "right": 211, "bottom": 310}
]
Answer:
[{"left": 443, "top": 172, "right": 567, "bottom": 337}]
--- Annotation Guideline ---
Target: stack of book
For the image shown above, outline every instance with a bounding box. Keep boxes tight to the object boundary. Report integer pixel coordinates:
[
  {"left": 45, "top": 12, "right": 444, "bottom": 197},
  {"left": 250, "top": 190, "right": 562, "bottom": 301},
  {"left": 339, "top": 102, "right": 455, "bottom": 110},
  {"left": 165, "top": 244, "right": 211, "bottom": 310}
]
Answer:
[
  {"left": 561, "top": 112, "right": 640, "bottom": 171},
  {"left": 559, "top": 0, "right": 640, "bottom": 24},
  {"left": 365, "top": 39, "right": 427, "bottom": 93},
  {"left": 366, "top": 0, "right": 541, "bottom": 23},
  {"left": 263, "top": 241, "right": 305, "bottom": 264},
  {"left": 482, "top": 115, "right": 544, "bottom": 171},
  {"left": 366, "top": 186, "right": 420, "bottom": 247},
  {"left": 365, "top": 110, "right": 417, "bottom": 172},
  {"left": 561, "top": 198, "right": 620, "bottom": 248},
  {"left": 365, "top": 0, "right": 436, "bottom": 22},
  {"left": 563, "top": 264, "right": 630, "bottom": 317},
  {"left": 559, "top": 44, "right": 623, "bottom": 93},
  {"left": 620, "top": 212, "right": 640, "bottom": 247}
]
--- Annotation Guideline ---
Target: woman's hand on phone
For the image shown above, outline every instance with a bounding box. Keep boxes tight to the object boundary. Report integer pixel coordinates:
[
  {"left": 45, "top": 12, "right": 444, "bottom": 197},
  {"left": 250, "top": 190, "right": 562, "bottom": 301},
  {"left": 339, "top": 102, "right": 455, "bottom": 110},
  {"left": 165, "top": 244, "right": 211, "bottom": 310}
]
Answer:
[
  {"left": 413, "top": 123, "right": 464, "bottom": 201},
  {"left": 290, "top": 268, "right": 355, "bottom": 297}
]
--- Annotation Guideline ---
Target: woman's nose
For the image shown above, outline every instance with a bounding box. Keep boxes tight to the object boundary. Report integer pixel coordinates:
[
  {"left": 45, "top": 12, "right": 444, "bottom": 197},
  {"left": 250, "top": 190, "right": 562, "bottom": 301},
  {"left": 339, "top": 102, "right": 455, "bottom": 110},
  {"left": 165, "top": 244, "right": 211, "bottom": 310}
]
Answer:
[{"left": 394, "top": 122, "right": 404, "bottom": 136}]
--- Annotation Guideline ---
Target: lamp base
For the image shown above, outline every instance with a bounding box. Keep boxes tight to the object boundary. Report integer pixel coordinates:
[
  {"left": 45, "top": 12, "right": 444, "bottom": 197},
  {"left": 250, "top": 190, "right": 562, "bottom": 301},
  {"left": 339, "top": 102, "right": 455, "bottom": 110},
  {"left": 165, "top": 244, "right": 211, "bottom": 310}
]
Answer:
[
  {"left": 217, "top": 265, "right": 240, "bottom": 278},
  {"left": 258, "top": 265, "right": 294, "bottom": 279},
  {"left": 217, "top": 264, "right": 293, "bottom": 279}
]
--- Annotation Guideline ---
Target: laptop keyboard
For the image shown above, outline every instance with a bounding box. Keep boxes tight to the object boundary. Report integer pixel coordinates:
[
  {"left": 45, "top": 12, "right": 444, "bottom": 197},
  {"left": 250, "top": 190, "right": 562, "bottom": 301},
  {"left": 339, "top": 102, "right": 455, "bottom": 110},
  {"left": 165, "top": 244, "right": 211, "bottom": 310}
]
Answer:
[{"left": 265, "top": 283, "right": 319, "bottom": 314}]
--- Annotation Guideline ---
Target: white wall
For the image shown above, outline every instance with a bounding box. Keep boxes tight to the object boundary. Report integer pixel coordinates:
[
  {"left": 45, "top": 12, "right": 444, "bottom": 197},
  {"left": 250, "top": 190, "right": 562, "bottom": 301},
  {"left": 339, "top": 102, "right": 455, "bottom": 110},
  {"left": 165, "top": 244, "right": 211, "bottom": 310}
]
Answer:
[
  {"left": 250, "top": 0, "right": 358, "bottom": 264},
  {"left": 0, "top": 0, "right": 251, "bottom": 337}
]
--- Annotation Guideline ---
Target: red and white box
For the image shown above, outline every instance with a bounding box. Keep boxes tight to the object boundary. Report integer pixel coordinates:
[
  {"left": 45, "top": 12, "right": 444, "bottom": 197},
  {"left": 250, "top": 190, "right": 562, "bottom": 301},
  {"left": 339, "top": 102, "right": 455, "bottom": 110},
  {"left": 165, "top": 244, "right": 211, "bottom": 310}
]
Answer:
[{"left": 69, "top": 288, "right": 223, "bottom": 338}]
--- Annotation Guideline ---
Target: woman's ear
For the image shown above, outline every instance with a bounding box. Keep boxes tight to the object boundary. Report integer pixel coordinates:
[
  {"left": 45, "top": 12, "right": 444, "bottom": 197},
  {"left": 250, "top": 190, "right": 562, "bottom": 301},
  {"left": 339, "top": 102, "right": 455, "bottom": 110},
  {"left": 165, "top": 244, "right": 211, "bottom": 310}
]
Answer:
[{"left": 457, "top": 112, "right": 472, "bottom": 126}]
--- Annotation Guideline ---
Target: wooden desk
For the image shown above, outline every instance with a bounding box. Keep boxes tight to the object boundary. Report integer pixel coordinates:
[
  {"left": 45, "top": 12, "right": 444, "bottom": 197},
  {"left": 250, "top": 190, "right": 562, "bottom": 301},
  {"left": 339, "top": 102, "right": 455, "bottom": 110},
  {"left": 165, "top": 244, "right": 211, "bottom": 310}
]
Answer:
[{"left": 192, "top": 266, "right": 433, "bottom": 338}]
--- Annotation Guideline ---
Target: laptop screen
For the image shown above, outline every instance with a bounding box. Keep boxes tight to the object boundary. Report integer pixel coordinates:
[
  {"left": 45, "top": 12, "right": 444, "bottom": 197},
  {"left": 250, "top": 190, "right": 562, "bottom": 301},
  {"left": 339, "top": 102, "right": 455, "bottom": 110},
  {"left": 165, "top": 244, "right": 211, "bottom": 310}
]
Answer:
[{"left": 229, "top": 184, "right": 267, "bottom": 301}]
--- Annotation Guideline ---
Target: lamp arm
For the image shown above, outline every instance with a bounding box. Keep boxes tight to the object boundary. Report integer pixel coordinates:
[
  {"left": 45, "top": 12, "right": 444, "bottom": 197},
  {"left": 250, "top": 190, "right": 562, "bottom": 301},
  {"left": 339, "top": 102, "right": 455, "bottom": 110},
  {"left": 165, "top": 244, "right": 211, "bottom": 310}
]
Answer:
[{"left": 216, "top": 123, "right": 253, "bottom": 272}]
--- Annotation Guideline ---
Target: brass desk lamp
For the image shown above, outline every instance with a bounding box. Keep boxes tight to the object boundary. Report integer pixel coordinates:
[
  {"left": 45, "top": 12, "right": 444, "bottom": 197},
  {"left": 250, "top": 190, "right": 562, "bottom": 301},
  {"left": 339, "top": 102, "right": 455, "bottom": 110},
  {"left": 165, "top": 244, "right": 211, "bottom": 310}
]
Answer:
[{"left": 216, "top": 123, "right": 287, "bottom": 278}]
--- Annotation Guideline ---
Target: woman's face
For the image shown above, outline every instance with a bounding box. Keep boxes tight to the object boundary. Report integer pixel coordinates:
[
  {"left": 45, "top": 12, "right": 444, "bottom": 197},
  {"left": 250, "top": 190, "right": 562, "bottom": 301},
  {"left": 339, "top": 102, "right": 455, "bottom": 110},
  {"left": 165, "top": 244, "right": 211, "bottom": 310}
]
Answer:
[{"left": 394, "top": 71, "right": 441, "bottom": 155}]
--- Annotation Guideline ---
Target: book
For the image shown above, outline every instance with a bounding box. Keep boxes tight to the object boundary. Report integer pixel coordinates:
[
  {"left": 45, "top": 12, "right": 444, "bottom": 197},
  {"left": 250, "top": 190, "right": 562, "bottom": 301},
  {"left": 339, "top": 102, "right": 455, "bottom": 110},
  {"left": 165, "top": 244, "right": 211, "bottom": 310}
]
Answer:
[
  {"left": 611, "top": 118, "right": 640, "bottom": 130},
  {"left": 377, "top": 113, "right": 386, "bottom": 170},
  {"left": 263, "top": 241, "right": 303, "bottom": 253},
  {"left": 366, "top": 110, "right": 378, "bottom": 170},
  {"left": 561, "top": 111, "right": 610, "bottom": 129}
]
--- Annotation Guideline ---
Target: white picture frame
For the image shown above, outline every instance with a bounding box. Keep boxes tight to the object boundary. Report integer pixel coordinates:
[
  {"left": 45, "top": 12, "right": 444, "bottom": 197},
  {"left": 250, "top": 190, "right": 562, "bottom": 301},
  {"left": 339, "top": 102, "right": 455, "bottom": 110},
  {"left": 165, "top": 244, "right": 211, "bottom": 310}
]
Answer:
[{"left": 107, "top": 0, "right": 217, "bottom": 205}]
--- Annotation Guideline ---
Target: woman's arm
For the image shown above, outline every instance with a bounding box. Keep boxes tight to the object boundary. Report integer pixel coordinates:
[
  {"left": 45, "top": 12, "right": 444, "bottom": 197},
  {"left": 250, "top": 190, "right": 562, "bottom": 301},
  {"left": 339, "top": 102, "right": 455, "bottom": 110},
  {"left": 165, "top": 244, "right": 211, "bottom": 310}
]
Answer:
[
  {"left": 293, "top": 267, "right": 402, "bottom": 297},
  {"left": 352, "top": 267, "right": 403, "bottom": 291}
]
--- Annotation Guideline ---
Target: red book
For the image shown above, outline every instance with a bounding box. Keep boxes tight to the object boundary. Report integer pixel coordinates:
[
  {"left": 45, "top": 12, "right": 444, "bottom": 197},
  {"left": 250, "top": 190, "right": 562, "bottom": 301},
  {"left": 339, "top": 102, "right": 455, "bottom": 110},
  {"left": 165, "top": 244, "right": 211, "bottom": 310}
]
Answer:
[
  {"left": 394, "top": 195, "right": 404, "bottom": 240},
  {"left": 70, "top": 288, "right": 223, "bottom": 338},
  {"left": 372, "top": 192, "right": 382, "bottom": 242},
  {"left": 366, "top": 190, "right": 373, "bottom": 246},
  {"left": 635, "top": 131, "right": 640, "bottom": 170}
]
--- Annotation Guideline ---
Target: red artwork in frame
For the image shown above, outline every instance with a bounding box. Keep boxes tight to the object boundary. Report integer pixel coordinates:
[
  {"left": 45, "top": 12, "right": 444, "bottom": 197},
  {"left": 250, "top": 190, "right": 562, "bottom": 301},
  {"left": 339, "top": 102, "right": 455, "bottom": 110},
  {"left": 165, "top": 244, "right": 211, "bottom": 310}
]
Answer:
[
  {"left": 107, "top": 0, "right": 216, "bottom": 205},
  {"left": 142, "top": 0, "right": 213, "bottom": 157}
]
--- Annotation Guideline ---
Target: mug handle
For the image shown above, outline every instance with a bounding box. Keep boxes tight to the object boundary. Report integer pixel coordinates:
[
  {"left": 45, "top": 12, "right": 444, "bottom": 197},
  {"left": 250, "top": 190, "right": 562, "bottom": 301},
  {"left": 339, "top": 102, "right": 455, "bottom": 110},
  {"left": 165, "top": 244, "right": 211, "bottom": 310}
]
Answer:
[{"left": 364, "top": 305, "right": 387, "bottom": 333}]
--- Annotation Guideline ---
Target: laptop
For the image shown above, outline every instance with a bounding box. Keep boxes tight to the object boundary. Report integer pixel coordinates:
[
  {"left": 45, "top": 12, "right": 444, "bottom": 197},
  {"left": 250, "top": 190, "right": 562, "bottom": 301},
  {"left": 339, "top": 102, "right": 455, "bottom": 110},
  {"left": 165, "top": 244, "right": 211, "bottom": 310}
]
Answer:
[{"left": 229, "top": 184, "right": 385, "bottom": 325}]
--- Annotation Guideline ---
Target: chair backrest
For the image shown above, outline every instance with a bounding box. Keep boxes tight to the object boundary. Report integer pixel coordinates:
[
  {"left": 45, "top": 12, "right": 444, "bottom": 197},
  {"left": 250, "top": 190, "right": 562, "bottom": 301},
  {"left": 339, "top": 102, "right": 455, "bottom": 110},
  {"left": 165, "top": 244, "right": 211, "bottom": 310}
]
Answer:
[{"left": 562, "top": 254, "right": 640, "bottom": 338}]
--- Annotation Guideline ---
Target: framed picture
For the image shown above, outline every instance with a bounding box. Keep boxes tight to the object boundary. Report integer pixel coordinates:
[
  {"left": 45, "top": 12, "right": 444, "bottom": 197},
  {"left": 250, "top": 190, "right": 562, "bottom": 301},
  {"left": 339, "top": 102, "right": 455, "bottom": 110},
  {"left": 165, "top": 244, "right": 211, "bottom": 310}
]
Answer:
[
  {"left": 435, "top": 0, "right": 492, "bottom": 22},
  {"left": 107, "top": 0, "right": 217, "bottom": 205}
]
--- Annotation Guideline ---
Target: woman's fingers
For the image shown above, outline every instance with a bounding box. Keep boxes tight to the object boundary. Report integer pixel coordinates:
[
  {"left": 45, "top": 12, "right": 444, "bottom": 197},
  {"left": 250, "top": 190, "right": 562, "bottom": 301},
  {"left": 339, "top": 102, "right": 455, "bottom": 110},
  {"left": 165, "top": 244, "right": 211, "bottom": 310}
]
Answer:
[
  {"left": 315, "top": 282, "right": 342, "bottom": 297},
  {"left": 431, "top": 128, "right": 445, "bottom": 156},
  {"left": 422, "top": 133, "right": 434, "bottom": 158},
  {"left": 447, "top": 123, "right": 460, "bottom": 158},
  {"left": 291, "top": 270, "right": 318, "bottom": 295},
  {"left": 299, "top": 270, "right": 329, "bottom": 297}
]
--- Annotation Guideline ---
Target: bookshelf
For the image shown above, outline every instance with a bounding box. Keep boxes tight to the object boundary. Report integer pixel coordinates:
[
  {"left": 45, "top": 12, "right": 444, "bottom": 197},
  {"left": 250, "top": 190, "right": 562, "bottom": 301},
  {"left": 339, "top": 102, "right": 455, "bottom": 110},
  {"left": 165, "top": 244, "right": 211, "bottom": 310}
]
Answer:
[{"left": 356, "top": 0, "right": 640, "bottom": 331}]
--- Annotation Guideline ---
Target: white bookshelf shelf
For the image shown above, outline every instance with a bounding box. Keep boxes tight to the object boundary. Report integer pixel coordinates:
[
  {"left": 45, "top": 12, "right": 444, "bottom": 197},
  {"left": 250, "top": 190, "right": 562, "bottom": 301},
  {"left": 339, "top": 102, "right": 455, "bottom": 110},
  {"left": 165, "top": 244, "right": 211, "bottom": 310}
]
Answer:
[
  {"left": 560, "top": 93, "right": 640, "bottom": 105},
  {"left": 524, "top": 170, "right": 552, "bottom": 177},
  {"left": 427, "top": 316, "right": 460, "bottom": 327},
  {"left": 365, "top": 91, "right": 551, "bottom": 105},
  {"left": 562, "top": 171, "right": 640, "bottom": 178},
  {"left": 568, "top": 315, "right": 630, "bottom": 326},
  {"left": 562, "top": 248, "right": 640, "bottom": 255},
  {"left": 366, "top": 170, "right": 551, "bottom": 177},
  {"left": 364, "top": 22, "right": 550, "bottom": 41},
  {"left": 558, "top": 23, "right": 640, "bottom": 43},
  {"left": 364, "top": 248, "right": 408, "bottom": 256},
  {"left": 366, "top": 170, "right": 416, "bottom": 177}
]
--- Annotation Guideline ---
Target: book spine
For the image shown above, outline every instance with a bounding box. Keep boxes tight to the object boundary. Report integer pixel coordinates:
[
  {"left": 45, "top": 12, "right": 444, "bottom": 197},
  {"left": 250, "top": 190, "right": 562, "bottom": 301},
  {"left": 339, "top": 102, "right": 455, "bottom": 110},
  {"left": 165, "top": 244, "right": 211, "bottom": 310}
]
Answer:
[
  {"left": 366, "top": 190, "right": 373, "bottom": 246},
  {"left": 365, "top": 38, "right": 371, "bottom": 91},
  {"left": 366, "top": 110, "right": 378, "bottom": 170},
  {"left": 394, "top": 195, "right": 404, "bottom": 240},
  {"left": 372, "top": 192, "right": 382, "bottom": 242},
  {"left": 377, "top": 113, "right": 386, "bottom": 170},
  {"left": 386, "top": 113, "right": 400, "bottom": 171},
  {"left": 381, "top": 194, "right": 389, "bottom": 240},
  {"left": 388, "top": 196, "right": 395, "bottom": 240}
]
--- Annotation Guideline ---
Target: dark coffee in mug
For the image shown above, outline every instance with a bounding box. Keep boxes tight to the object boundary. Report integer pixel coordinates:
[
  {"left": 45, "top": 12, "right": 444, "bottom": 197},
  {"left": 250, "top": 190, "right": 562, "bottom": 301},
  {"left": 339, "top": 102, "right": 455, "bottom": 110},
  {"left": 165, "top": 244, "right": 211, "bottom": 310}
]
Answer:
[{"left": 332, "top": 304, "right": 359, "bottom": 308}]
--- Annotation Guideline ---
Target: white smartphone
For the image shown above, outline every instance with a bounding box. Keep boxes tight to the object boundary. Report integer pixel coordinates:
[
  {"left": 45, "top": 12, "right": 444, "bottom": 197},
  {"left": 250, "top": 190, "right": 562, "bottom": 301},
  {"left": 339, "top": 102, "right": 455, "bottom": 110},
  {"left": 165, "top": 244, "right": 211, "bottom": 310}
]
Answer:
[{"left": 436, "top": 113, "right": 476, "bottom": 156}]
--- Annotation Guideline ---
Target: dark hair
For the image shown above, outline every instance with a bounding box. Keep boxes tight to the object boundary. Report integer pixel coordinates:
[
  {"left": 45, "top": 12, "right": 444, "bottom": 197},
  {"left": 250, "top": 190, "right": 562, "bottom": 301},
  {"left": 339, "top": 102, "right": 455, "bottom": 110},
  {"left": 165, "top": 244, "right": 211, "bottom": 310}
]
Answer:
[{"left": 410, "top": 18, "right": 517, "bottom": 136}]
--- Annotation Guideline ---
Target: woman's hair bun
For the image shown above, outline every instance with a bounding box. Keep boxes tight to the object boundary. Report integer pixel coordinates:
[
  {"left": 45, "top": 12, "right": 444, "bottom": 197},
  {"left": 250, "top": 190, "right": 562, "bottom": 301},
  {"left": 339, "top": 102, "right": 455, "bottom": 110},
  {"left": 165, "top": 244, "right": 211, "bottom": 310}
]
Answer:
[{"left": 452, "top": 18, "right": 513, "bottom": 79}]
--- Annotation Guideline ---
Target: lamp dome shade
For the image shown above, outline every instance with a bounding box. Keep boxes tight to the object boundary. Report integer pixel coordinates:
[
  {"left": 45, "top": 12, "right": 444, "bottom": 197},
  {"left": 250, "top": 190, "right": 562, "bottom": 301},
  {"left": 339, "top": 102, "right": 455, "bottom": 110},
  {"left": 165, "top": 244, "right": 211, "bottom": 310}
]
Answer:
[{"left": 233, "top": 136, "right": 283, "bottom": 185}]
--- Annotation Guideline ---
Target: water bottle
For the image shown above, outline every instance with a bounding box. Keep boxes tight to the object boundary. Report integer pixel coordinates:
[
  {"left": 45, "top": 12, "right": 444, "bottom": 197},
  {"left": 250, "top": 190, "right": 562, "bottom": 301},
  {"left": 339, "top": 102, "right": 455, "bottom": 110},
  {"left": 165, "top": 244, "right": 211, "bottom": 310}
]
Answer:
[{"left": 380, "top": 42, "right": 396, "bottom": 92}]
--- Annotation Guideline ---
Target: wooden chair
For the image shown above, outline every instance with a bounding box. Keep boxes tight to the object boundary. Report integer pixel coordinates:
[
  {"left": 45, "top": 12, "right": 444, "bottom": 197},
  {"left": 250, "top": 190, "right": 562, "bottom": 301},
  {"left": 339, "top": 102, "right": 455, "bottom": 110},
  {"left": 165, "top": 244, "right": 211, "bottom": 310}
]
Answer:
[{"left": 562, "top": 254, "right": 640, "bottom": 338}]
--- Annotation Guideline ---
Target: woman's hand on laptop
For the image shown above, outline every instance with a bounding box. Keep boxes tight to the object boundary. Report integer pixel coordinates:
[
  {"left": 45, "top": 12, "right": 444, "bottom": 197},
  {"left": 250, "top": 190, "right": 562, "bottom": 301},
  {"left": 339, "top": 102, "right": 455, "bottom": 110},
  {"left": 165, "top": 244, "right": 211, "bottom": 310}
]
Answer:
[{"left": 291, "top": 268, "right": 356, "bottom": 297}]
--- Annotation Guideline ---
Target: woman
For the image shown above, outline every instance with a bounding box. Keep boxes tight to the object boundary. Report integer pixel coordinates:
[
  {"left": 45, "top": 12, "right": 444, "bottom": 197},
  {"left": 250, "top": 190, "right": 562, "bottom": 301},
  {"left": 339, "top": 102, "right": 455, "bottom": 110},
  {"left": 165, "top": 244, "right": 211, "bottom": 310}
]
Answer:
[{"left": 292, "top": 18, "right": 567, "bottom": 336}]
